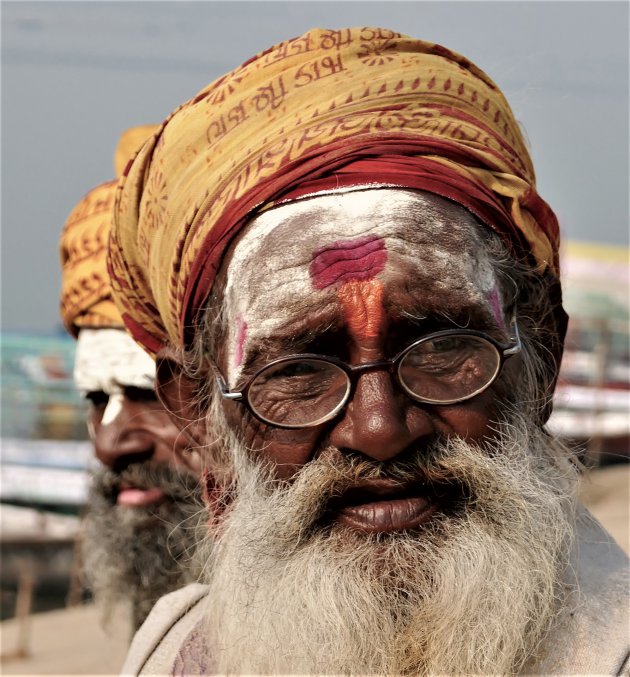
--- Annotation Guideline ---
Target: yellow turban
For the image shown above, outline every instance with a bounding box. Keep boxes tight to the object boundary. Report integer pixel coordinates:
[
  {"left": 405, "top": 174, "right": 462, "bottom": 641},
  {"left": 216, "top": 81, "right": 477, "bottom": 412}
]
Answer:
[
  {"left": 114, "top": 124, "right": 161, "bottom": 178},
  {"left": 109, "top": 27, "right": 563, "bottom": 355},
  {"left": 60, "top": 125, "right": 159, "bottom": 337},
  {"left": 59, "top": 180, "right": 123, "bottom": 337}
]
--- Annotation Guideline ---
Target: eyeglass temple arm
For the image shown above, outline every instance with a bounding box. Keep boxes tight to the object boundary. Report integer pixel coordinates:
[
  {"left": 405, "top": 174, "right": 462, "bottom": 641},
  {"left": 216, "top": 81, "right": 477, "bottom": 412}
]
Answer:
[
  {"left": 216, "top": 375, "right": 244, "bottom": 400},
  {"left": 503, "top": 313, "right": 522, "bottom": 356}
]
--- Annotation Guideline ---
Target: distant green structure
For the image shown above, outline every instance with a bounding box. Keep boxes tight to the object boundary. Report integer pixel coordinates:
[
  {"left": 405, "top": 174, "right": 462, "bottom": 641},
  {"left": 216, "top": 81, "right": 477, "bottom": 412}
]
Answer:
[{"left": 1, "top": 334, "right": 88, "bottom": 440}]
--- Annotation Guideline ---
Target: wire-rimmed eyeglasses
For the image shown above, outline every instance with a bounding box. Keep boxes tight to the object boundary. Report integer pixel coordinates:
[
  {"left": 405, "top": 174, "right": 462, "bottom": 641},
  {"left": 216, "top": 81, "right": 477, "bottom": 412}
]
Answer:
[{"left": 217, "top": 317, "right": 522, "bottom": 429}]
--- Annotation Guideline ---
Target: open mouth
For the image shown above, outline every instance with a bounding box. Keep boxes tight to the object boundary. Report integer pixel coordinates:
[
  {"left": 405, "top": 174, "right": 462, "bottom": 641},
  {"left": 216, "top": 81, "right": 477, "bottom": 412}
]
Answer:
[
  {"left": 115, "top": 481, "right": 167, "bottom": 507},
  {"left": 322, "top": 478, "right": 466, "bottom": 534}
]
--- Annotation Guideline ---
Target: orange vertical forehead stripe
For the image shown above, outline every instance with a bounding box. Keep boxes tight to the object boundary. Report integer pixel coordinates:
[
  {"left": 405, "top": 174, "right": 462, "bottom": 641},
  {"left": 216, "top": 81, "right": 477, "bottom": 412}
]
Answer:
[{"left": 337, "top": 279, "right": 386, "bottom": 344}]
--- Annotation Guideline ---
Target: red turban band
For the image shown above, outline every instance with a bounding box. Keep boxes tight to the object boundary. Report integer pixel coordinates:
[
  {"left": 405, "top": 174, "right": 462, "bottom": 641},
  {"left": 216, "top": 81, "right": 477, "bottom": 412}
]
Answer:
[{"left": 108, "top": 27, "right": 566, "bottom": 356}]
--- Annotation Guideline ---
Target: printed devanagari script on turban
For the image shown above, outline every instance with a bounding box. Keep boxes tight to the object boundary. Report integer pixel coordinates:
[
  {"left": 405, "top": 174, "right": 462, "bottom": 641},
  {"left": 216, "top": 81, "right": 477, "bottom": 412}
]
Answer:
[{"left": 109, "top": 27, "right": 562, "bottom": 355}]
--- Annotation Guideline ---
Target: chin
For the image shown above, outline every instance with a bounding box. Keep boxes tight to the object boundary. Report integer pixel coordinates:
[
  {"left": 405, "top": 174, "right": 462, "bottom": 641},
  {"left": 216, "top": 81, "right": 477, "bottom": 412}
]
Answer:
[{"left": 197, "top": 417, "right": 577, "bottom": 674}]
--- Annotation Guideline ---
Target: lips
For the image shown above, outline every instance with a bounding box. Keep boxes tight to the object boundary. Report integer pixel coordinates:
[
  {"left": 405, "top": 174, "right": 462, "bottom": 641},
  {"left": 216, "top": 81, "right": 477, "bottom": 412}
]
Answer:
[
  {"left": 116, "top": 482, "right": 166, "bottom": 507},
  {"left": 325, "top": 478, "right": 454, "bottom": 534}
]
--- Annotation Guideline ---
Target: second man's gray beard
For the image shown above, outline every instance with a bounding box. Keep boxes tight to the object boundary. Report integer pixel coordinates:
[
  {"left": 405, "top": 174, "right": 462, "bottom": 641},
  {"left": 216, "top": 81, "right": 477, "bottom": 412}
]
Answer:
[{"left": 81, "top": 463, "right": 205, "bottom": 633}]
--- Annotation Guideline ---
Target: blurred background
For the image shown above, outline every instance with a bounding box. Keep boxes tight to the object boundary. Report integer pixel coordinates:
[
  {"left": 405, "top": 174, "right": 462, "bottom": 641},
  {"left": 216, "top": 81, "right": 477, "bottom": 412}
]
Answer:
[{"left": 1, "top": 2, "right": 628, "bottom": 673}]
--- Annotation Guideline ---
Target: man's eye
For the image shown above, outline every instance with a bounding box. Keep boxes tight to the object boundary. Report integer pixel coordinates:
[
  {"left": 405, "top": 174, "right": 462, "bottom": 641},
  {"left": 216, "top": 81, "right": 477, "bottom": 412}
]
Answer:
[
  {"left": 428, "top": 336, "right": 466, "bottom": 353},
  {"left": 269, "top": 362, "right": 320, "bottom": 379},
  {"left": 123, "top": 386, "right": 158, "bottom": 403},
  {"left": 85, "top": 391, "right": 109, "bottom": 408}
]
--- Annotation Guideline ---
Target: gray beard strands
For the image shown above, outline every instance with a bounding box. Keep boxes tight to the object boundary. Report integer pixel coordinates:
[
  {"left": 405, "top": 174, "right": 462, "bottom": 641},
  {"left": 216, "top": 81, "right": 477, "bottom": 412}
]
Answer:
[
  {"left": 198, "top": 414, "right": 578, "bottom": 675},
  {"left": 81, "top": 463, "right": 205, "bottom": 633}
]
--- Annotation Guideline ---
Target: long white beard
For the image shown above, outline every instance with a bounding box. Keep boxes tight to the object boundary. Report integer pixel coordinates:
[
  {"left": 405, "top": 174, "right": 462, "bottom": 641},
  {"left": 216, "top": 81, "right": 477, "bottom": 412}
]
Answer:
[{"left": 198, "top": 414, "right": 578, "bottom": 675}]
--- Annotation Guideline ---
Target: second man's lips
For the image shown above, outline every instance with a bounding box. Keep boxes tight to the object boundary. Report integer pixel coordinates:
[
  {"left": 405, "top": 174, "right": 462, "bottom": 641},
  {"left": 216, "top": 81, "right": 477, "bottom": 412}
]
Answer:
[
  {"left": 325, "top": 478, "right": 445, "bottom": 534},
  {"left": 116, "top": 482, "right": 166, "bottom": 507}
]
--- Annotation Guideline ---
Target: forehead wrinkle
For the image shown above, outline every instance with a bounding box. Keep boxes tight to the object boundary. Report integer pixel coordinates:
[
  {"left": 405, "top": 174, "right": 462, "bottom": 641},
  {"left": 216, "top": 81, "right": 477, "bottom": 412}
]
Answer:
[
  {"left": 311, "top": 235, "right": 388, "bottom": 290},
  {"left": 248, "top": 261, "right": 309, "bottom": 296},
  {"left": 240, "top": 309, "right": 340, "bottom": 370},
  {"left": 228, "top": 199, "right": 467, "bottom": 307},
  {"left": 236, "top": 218, "right": 390, "bottom": 291},
  {"left": 228, "top": 189, "right": 451, "bottom": 292},
  {"left": 337, "top": 279, "right": 386, "bottom": 344},
  {"left": 244, "top": 283, "right": 337, "bottom": 334},
  {"left": 222, "top": 188, "right": 499, "bottom": 380},
  {"left": 389, "top": 292, "right": 503, "bottom": 332},
  {"left": 244, "top": 221, "right": 480, "bottom": 305}
]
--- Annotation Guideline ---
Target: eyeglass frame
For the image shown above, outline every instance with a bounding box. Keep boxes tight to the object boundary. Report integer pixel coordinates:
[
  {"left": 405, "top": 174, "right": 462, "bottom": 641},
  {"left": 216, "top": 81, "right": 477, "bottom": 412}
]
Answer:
[{"left": 216, "top": 316, "right": 522, "bottom": 429}]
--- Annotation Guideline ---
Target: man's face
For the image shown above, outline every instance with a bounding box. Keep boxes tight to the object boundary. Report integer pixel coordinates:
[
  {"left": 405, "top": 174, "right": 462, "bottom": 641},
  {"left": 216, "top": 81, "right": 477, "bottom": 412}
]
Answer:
[
  {"left": 192, "top": 189, "right": 576, "bottom": 675},
  {"left": 74, "top": 328, "right": 200, "bottom": 502},
  {"left": 73, "top": 328, "right": 202, "bottom": 630},
  {"left": 218, "top": 188, "right": 517, "bottom": 532}
]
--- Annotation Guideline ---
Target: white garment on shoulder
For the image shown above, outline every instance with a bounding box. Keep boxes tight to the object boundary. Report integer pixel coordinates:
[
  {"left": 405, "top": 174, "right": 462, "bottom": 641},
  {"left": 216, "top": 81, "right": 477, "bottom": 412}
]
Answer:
[{"left": 120, "top": 509, "right": 630, "bottom": 676}]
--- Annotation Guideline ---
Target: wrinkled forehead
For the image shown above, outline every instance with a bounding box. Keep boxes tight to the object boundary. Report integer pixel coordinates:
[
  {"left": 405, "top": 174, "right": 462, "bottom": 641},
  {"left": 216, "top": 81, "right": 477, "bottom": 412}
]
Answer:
[
  {"left": 221, "top": 188, "right": 502, "bottom": 384},
  {"left": 74, "top": 328, "right": 155, "bottom": 394}
]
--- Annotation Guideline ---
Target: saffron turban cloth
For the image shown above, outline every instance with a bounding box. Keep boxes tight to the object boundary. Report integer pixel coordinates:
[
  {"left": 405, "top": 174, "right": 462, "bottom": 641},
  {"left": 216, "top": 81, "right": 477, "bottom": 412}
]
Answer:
[
  {"left": 60, "top": 180, "right": 123, "bottom": 336},
  {"left": 109, "top": 27, "right": 566, "bottom": 356},
  {"left": 114, "top": 124, "right": 161, "bottom": 179},
  {"left": 60, "top": 125, "right": 159, "bottom": 336}
]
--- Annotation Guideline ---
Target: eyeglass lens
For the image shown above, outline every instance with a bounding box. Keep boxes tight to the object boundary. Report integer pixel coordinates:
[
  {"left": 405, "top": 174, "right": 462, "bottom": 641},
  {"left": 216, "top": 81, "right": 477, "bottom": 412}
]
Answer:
[
  {"left": 248, "top": 359, "right": 350, "bottom": 427},
  {"left": 398, "top": 335, "right": 501, "bottom": 404},
  {"left": 247, "top": 335, "right": 502, "bottom": 427}
]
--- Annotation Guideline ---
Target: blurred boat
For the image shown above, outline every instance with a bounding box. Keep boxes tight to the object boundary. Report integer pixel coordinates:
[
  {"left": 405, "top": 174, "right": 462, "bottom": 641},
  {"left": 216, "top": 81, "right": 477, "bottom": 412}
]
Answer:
[
  {"left": 549, "top": 241, "right": 630, "bottom": 464},
  {"left": 1, "top": 438, "right": 93, "bottom": 511},
  {"left": 0, "top": 439, "right": 91, "bottom": 618}
]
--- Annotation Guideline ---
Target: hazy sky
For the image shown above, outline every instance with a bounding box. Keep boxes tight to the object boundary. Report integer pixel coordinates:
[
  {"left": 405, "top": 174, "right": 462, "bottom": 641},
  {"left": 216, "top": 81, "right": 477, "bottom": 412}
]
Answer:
[{"left": 2, "top": 1, "right": 628, "bottom": 334}]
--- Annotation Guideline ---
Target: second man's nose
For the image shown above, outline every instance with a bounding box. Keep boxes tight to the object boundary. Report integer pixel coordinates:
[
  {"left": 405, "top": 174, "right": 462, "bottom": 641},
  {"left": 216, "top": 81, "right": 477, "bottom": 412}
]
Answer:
[{"left": 92, "top": 394, "right": 156, "bottom": 470}]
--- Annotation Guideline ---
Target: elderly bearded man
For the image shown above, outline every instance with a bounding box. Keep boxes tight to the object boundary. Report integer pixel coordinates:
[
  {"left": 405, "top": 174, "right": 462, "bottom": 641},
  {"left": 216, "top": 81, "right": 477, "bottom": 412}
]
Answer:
[
  {"left": 60, "top": 133, "right": 204, "bottom": 633},
  {"left": 110, "top": 29, "right": 629, "bottom": 675}
]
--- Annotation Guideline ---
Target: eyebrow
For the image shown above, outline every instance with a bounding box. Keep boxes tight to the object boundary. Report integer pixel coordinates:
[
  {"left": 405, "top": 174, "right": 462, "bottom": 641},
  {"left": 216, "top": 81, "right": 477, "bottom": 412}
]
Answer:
[
  {"left": 111, "top": 379, "right": 153, "bottom": 391},
  {"left": 237, "top": 292, "right": 506, "bottom": 378},
  {"left": 240, "top": 315, "right": 340, "bottom": 375},
  {"left": 393, "top": 301, "right": 503, "bottom": 335}
]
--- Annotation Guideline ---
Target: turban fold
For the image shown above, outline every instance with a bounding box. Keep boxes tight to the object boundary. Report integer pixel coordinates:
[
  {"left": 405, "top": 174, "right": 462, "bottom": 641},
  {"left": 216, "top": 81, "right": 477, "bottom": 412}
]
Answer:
[
  {"left": 109, "top": 27, "right": 563, "bottom": 355},
  {"left": 114, "top": 124, "right": 162, "bottom": 178},
  {"left": 60, "top": 180, "right": 123, "bottom": 336},
  {"left": 60, "top": 125, "right": 159, "bottom": 337}
]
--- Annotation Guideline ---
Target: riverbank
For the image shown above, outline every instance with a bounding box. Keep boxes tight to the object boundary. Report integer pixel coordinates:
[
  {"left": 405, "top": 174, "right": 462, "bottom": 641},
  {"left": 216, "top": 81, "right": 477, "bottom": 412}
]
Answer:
[{"left": 1, "top": 464, "right": 627, "bottom": 675}]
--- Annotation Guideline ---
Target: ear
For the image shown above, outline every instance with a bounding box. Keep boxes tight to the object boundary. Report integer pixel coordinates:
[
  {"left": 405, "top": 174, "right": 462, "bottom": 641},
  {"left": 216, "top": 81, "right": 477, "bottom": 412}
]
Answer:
[
  {"left": 538, "top": 276, "right": 568, "bottom": 426},
  {"left": 155, "top": 347, "right": 208, "bottom": 449}
]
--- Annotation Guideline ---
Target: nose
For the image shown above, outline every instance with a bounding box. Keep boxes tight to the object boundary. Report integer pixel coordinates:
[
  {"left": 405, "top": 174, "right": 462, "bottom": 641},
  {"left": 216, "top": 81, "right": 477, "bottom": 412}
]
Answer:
[
  {"left": 91, "top": 394, "right": 157, "bottom": 471},
  {"left": 328, "top": 370, "right": 434, "bottom": 462}
]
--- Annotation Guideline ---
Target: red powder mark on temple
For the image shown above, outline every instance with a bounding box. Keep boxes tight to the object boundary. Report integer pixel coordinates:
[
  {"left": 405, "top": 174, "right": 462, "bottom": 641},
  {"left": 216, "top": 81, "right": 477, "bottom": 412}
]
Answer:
[
  {"left": 337, "top": 279, "right": 386, "bottom": 345},
  {"left": 234, "top": 315, "right": 248, "bottom": 368},
  {"left": 487, "top": 287, "right": 506, "bottom": 331},
  {"left": 309, "top": 235, "right": 387, "bottom": 290}
]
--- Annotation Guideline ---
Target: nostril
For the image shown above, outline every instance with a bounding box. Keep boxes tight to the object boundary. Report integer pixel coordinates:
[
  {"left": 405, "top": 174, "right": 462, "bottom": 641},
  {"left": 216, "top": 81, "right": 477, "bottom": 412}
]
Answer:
[
  {"left": 111, "top": 450, "right": 155, "bottom": 475},
  {"left": 94, "top": 426, "right": 157, "bottom": 470},
  {"left": 329, "top": 371, "right": 436, "bottom": 462},
  {"left": 331, "top": 402, "right": 435, "bottom": 463}
]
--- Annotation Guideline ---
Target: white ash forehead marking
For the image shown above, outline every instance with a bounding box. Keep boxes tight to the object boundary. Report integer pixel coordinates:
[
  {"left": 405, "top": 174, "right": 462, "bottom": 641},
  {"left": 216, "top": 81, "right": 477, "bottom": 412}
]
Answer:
[
  {"left": 222, "top": 188, "right": 498, "bottom": 385},
  {"left": 73, "top": 328, "right": 155, "bottom": 396}
]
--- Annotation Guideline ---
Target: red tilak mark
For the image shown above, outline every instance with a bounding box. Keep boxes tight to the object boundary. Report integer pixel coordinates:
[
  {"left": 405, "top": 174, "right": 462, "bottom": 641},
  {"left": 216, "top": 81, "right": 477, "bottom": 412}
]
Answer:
[
  {"left": 487, "top": 287, "right": 506, "bottom": 331},
  {"left": 337, "top": 279, "right": 386, "bottom": 344},
  {"left": 234, "top": 315, "right": 248, "bottom": 368},
  {"left": 309, "top": 235, "right": 387, "bottom": 290}
]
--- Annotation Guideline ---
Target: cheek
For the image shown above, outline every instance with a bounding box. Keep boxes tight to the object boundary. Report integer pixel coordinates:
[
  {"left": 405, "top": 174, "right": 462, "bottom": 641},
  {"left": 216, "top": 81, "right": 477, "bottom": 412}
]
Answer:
[
  {"left": 146, "top": 409, "right": 188, "bottom": 445},
  {"left": 434, "top": 350, "right": 522, "bottom": 441},
  {"left": 436, "top": 388, "right": 504, "bottom": 441},
  {"left": 223, "top": 400, "right": 321, "bottom": 480}
]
